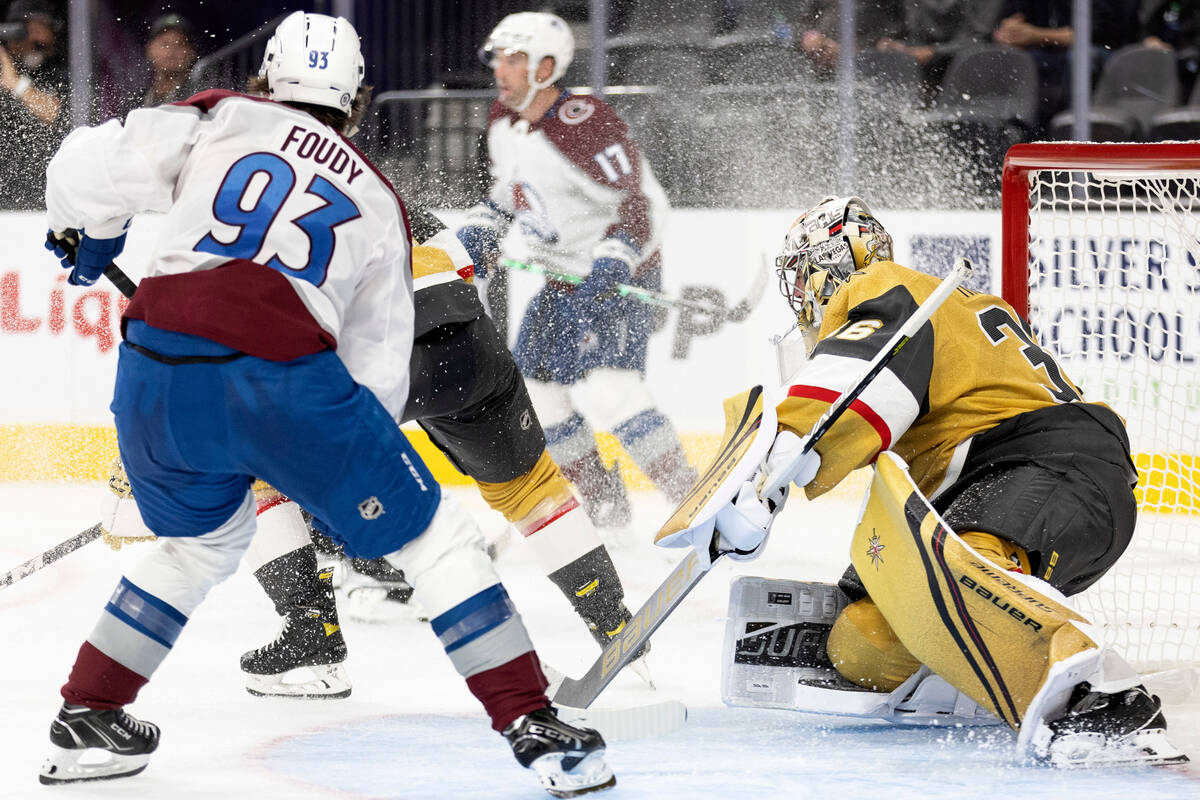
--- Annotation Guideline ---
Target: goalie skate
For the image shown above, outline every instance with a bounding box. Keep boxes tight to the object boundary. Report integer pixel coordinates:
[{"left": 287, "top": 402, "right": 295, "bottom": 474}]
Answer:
[
  {"left": 504, "top": 707, "right": 615, "bottom": 797},
  {"left": 1036, "top": 684, "right": 1190, "bottom": 768},
  {"left": 39, "top": 703, "right": 159, "bottom": 785},
  {"left": 241, "top": 610, "right": 352, "bottom": 698}
]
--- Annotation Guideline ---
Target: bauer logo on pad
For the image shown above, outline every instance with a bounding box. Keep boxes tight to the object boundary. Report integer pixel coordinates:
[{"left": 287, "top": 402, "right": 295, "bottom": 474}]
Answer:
[{"left": 767, "top": 592, "right": 793, "bottom": 605}]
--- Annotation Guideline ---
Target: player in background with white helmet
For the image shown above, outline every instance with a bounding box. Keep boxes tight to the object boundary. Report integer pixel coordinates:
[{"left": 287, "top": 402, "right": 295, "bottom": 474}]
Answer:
[
  {"left": 665, "top": 196, "right": 1188, "bottom": 767},
  {"left": 457, "top": 11, "right": 697, "bottom": 531},
  {"left": 39, "top": 12, "right": 615, "bottom": 796}
]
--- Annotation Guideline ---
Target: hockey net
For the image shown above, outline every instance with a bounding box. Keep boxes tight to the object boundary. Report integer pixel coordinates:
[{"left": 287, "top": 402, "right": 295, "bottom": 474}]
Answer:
[{"left": 1001, "top": 142, "right": 1200, "bottom": 671}]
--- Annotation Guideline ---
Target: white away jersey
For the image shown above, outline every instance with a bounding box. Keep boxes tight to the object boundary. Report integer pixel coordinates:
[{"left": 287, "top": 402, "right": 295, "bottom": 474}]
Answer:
[
  {"left": 45, "top": 90, "right": 416, "bottom": 418},
  {"left": 484, "top": 92, "right": 669, "bottom": 274}
]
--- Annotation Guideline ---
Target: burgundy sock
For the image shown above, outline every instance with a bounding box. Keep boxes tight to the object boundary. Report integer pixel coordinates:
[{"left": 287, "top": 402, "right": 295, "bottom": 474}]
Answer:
[
  {"left": 464, "top": 651, "right": 550, "bottom": 731},
  {"left": 60, "top": 641, "right": 149, "bottom": 710}
]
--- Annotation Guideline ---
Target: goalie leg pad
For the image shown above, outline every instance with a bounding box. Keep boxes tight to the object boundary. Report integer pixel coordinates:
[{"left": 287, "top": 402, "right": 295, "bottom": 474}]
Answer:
[
  {"left": 852, "top": 452, "right": 1098, "bottom": 731},
  {"left": 825, "top": 597, "right": 921, "bottom": 692},
  {"left": 720, "top": 576, "right": 1000, "bottom": 726}
]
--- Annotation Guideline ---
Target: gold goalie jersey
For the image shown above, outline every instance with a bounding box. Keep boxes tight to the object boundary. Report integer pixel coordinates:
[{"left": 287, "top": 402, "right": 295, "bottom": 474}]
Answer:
[{"left": 778, "top": 260, "right": 1098, "bottom": 500}]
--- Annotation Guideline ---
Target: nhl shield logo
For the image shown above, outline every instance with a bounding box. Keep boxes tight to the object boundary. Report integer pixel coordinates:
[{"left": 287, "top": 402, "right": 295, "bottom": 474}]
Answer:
[{"left": 358, "top": 496, "right": 385, "bottom": 520}]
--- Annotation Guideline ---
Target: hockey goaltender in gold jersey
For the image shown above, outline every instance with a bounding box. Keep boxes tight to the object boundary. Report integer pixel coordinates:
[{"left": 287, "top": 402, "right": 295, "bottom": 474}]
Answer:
[{"left": 658, "top": 196, "right": 1189, "bottom": 768}]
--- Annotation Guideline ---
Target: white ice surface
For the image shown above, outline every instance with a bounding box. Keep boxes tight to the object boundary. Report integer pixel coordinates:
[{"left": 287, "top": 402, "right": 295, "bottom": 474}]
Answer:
[{"left": 2, "top": 482, "right": 1197, "bottom": 799}]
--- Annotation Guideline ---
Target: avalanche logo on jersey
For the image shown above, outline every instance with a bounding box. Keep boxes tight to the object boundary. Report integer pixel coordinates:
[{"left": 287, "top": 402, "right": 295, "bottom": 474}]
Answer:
[
  {"left": 558, "top": 97, "right": 596, "bottom": 126},
  {"left": 512, "top": 182, "right": 559, "bottom": 244}
]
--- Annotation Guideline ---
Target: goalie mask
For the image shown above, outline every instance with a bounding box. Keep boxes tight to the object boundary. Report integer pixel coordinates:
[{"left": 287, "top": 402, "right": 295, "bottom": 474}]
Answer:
[
  {"left": 480, "top": 11, "right": 574, "bottom": 112},
  {"left": 775, "top": 196, "right": 893, "bottom": 353},
  {"left": 259, "top": 11, "right": 364, "bottom": 115}
]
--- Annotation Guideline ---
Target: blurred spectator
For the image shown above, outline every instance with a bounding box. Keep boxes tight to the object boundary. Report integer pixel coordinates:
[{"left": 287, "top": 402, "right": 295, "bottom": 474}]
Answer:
[
  {"left": 1141, "top": 0, "right": 1199, "bottom": 49},
  {"left": 1140, "top": 0, "right": 1199, "bottom": 97},
  {"left": 796, "top": 0, "right": 905, "bottom": 76},
  {"left": 118, "top": 12, "right": 198, "bottom": 117},
  {"left": 992, "top": 0, "right": 1137, "bottom": 131},
  {"left": 0, "top": 0, "right": 68, "bottom": 209},
  {"left": 875, "top": 0, "right": 1003, "bottom": 92}
]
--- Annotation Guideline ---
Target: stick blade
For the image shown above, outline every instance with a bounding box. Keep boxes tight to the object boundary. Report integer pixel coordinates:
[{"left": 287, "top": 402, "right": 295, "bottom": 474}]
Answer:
[{"left": 557, "top": 700, "right": 688, "bottom": 741}]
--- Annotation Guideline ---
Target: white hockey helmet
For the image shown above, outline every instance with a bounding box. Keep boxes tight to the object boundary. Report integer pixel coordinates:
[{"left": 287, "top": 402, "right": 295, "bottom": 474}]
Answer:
[
  {"left": 479, "top": 11, "right": 574, "bottom": 111},
  {"left": 776, "top": 196, "right": 893, "bottom": 351},
  {"left": 259, "top": 11, "right": 364, "bottom": 115}
]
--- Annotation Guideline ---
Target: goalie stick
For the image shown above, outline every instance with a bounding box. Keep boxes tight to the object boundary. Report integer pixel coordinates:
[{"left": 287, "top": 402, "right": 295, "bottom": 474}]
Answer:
[
  {"left": 0, "top": 523, "right": 104, "bottom": 591},
  {"left": 499, "top": 256, "right": 767, "bottom": 322},
  {"left": 551, "top": 258, "right": 975, "bottom": 709}
]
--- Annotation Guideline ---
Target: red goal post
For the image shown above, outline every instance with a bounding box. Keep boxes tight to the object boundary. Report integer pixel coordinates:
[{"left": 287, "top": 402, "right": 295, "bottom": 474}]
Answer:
[{"left": 1000, "top": 141, "right": 1200, "bottom": 671}]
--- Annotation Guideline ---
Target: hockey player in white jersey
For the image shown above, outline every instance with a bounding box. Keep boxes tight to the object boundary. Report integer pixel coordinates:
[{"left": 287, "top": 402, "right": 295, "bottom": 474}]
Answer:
[
  {"left": 38, "top": 12, "right": 613, "bottom": 797},
  {"left": 458, "top": 11, "right": 696, "bottom": 529}
]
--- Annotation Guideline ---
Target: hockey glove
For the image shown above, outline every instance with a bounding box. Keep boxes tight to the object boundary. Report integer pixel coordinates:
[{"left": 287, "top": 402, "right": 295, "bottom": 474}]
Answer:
[
  {"left": 576, "top": 256, "right": 631, "bottom": 315},
  {"left": 456, "top": 225, "right": 500, "bottom": 278},
  {"left": 46, "top": 228, "right": 126, "bottom": 287},
  {"left": 715, "top": 478, "right": 789, "bottom": 562},
  {"left": 456, "top": 200, "right": 507, "bottom": 278},
  {"left": 759, "top": 429, "right": 822, "bottom": 496}
]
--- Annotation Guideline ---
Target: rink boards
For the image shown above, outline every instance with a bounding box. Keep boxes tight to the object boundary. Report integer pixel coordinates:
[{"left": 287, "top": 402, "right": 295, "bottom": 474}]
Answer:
[{"left": 0, "top": 208, "right": 1195, "bottom": 510}]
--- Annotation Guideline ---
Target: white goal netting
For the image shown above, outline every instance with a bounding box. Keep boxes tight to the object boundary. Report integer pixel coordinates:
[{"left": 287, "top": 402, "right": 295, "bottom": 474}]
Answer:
[{"left": 1010, "top": 153, "right": 1200, "bottom": 670}]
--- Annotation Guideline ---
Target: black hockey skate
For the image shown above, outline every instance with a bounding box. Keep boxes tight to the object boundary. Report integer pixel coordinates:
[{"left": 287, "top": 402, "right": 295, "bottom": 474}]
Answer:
[
  {"left": 241, "top": 608, "right": 351, "bottom": 698},
  {"left": 503, "top": 706, "right": 615, "bottom": 797},
  {"left": 1042, "top": 683, "right": 1190, "bottom": 768},
  {"left": 39, "top": 703, "right": 160, "bottom": 784},
  {"left": 244, "top": 546, "right": 352, "bottom": 698}
]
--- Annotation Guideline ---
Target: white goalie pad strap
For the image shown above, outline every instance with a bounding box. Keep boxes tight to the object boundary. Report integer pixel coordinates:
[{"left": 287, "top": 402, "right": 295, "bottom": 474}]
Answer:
[
  {"left": 885, "top": 666, "right": 1002, "bottom": 726},
  {"left": 243, "top": 499, "right": 310, "bottom": 572}
]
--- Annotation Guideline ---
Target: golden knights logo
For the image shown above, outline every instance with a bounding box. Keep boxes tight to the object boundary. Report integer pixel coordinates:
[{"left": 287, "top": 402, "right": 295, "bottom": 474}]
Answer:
[{"left": 866, "top": 529, "right": 886, "bottom": 569}]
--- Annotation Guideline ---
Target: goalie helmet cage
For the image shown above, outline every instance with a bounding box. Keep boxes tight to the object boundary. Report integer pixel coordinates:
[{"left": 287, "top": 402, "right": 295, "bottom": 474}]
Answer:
[{"left": 1001, "top": 141, "right": 1200, "bottom": 671}]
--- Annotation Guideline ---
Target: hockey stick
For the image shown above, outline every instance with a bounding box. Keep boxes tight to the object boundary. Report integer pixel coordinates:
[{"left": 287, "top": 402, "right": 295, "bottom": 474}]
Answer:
[
  {"left": 551, "top": 258, "right": 975, "bottom": 709},
  {"left": 0, "top": 523, "right": 104, "bottom": 591},
  {"left": 0, "top": 236, "right": 141, "bottom": 593},
  {"left": 499, "top": 257, "right": 766, "bottom": 322},
  {"left": 45, "top": 230, "right": 137, "bottom": 299}
]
